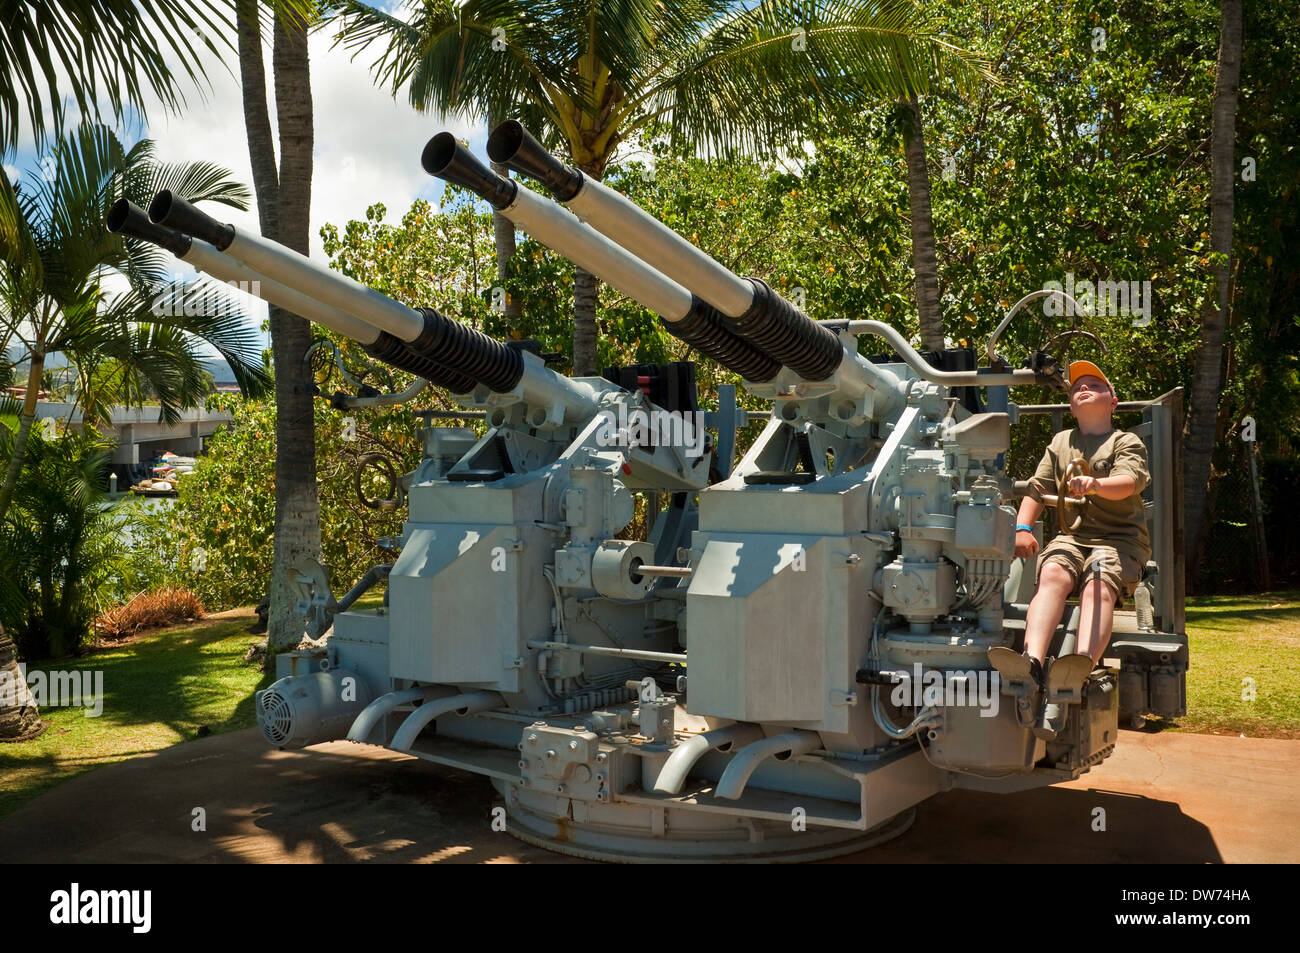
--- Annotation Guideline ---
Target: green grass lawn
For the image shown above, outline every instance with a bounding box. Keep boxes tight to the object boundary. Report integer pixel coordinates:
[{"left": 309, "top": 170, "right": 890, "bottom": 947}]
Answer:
[
  {"left": 0, "top": 588, "right": 1296, "bottom": 823},
  {"left": 1173, "top": 588, "right": 1300, "bottom": 738},
  {"left": 0, "top": 610, "right": 271, "bottom": 822}
]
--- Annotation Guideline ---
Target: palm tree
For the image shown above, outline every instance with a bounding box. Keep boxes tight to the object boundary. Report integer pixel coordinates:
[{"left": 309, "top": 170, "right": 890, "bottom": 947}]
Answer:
[
  {"left": 0, "top": 122, "right": 266, "bottom": 524},
  {"left": 235, "top": 0, "right": 323, "bottom": 651},
  {"left": 0, "top": 0, "right": 239, "bottom": 256},
  {"left": 1183, "top": 1, "right": 1243, "bottom": 589},
  {"left": 0, "top": 1, "right": 235, "bottom": 153},
  {"left": 0, "top": 429, "right": 117, "bottom": 662},
  {"left": 900, "top": 97, "right": 944, "bottom": 351},
  {"left": 331, "top": 0, "right": 988, "bottom": 374}
]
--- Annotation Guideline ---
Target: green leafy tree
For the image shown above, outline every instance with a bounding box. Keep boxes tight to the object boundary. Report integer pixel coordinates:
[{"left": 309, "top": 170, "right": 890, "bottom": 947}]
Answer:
[{"left": 134, "top": 391, "right": 427, "bottom": 612}]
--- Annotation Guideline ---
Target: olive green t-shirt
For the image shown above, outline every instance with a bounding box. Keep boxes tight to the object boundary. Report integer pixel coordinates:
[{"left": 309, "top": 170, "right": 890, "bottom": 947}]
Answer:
[{"left": 1028, "top": 428, "right": 1152, "bottom": 564}]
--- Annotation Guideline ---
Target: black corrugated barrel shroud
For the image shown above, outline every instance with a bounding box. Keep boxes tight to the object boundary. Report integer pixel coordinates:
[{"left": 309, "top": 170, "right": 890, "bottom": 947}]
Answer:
[
  {"left": 365, "top": 333, "right": 479, "bottom": 394},
  {"left": 411, "top": 308, "right": 524, "bottom": 394},
  {"left": 728, "top": 279, "right": 843, "bottom": 382},
  {"left": 670, "top": 298, "right": 781, "bottom": 382}
]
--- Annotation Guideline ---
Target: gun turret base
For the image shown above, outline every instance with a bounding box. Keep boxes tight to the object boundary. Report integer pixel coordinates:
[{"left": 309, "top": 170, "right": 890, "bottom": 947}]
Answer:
[{"left": 495, "top": 785, "right": 916, "bottom": 863}]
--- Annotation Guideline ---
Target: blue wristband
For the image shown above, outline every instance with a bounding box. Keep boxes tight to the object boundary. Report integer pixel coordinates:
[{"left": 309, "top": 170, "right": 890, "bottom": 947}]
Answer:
[{"left": 1016, "top": 524, "right": 1033, "bottom": 533}]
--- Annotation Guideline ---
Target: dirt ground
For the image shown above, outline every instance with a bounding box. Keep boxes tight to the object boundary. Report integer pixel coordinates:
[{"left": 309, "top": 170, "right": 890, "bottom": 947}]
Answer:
[{"left": 1, "top": 726, "right": 1295, "bottom": 863}]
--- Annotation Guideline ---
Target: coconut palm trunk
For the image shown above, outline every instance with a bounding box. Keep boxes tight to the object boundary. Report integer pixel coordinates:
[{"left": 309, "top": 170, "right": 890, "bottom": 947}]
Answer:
[
  {"left": 1183, "top": 0, "right": 1242, "bottom": 588},
  {"left": 569, "top": 158, "right": 608, "bottom": 376},
  {"left": 266, "top": 10, "right": 321, "bottom": 650},
  {"left": 238, "top": 1, "right": 322, "bottom": 650},
  {"left": 571, "top": 267, "right": 599, "bottom": 375},
  {"left": 0, "top": 622, "right": 43, "bottom": 740},
  {"left": 0, "top": 351, "right": 43, "bottom": 521},
  {"left": 902, "top": 97, "right": 944, "bottom": 353},
  {"left": 490, "top": 164, "right": 520, "bottom": 319}
]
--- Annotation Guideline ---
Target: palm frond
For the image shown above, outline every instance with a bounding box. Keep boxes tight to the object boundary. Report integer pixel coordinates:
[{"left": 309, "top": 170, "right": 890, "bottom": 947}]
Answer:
[
  {"left": 634, "top": 0, "right": 993, "bottom": 158},
  {"left": 0, "top": 0, "right": 237, "bottom": 151},
  {"left": 330, "top": 0, "right": 586, "bottom": 123},
  {"left": 0, "top": 164, "right": 41, "bottom": 282}
]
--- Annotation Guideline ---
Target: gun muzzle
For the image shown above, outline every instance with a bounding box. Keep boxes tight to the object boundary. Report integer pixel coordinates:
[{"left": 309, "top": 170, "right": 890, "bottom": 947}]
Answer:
[
  {"left": 422, "top": 133, "right": 780, "bottom": 383},
  {"left": 110, "top": 198, "right": 476, "bottom": 392},
  {"left": 488, "top": 120, "right": 848, "bottom": 383}
]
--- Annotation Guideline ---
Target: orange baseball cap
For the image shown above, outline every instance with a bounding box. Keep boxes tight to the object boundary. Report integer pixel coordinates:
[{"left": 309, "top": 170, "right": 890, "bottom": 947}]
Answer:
[{"left": 1068, "top": 360, "right": 1113, "bottom": 395}]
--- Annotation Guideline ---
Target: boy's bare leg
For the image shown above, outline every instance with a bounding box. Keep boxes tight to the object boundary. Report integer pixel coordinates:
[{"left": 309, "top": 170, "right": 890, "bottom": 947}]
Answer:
[
  {"left": 1076, "top": 577, "right": 1117, "bottom": 666},
  {"left": 1024, "top": 562, "right": 1075, "bottom": 664}
]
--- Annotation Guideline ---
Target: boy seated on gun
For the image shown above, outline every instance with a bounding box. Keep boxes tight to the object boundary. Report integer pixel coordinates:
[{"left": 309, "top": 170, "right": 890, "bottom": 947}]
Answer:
[{"left": 990, "top": 360, "right": 1152, "bottom": 739}]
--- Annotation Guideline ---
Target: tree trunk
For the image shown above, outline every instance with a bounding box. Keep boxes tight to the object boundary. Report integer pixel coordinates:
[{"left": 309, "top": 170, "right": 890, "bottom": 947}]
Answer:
[
  {"left": 238, "top": 0, "right": 278, "bottom": 239},
  {"left": 1183, "top": 0, "right": 1242, "bottom": 588},
  {"left": 569, "top": 159, "right": 606, "bottom": 376},
  {"left": 0, "top": 352, "right": 44, "bottom": 522},
  {"left": 262, "top": 8, "right": 320, "bottom": 651},
  {"left": 490, "top": 155, "right": 520, "bottom": 320},
  {"left": 0, "top": 623, "right": 44, "bottom": 741},
  {"left": 572, "top": 266, "right": 599, "bottom": 375},
  {"left": 902, "top": 97, "right": 944, "bottom": 353}
]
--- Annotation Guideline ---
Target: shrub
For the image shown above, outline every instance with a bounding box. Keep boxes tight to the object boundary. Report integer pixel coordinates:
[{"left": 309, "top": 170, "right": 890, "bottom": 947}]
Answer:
[
  {"left": 93, "top": 588, "right": 205, "bottom": 641},
  {"left": 0, "top": 431, "right": 123, "bottom": 659},
  {"left": 133, "top": 390, "right": 435, "bottom": 611}
]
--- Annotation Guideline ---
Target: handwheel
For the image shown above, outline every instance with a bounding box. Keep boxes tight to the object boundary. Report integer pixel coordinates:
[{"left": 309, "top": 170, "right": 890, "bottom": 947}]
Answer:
[
  {"left": 355, "top": 453, "right": 400, "bottom": 511},
  {"left": 1058, "top": 451, "right": 1096, "bottom": 532},
  {"left": 305, "top": 340, "right": 337, "bottom": 388}
]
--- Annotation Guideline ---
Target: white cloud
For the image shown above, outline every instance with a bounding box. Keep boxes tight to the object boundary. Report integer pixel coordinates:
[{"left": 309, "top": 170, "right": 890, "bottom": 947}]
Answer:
[{"left": 140, "top": 26, "right": 479, "bottom": 263}]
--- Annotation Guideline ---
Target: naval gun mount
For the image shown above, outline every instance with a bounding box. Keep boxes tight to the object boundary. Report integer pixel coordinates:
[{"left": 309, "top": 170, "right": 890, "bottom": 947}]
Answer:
[
  {"left": 242, "top": 122, "right": 1187, "bottom": 862},
  {"left": 262, "top": 332, "right": 1136, "bottom": 863}
]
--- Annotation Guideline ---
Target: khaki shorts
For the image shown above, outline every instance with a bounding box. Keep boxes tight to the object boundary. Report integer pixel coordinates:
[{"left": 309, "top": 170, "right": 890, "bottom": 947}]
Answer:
[{"left": 1035, "top": 537, "right": 1145, "bottom": 607}]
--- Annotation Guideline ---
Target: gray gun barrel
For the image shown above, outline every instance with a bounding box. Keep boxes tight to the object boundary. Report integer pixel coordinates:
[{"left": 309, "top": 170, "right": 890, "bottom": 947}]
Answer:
[
  {"left": 488, "top": 120, "right": 856, "bottom": 384},
  {"left": 422, "top": 133, "right": 780, "bottom": 383},
  {"left": 147, "top": 192, "right": 599, "bottom": 421},
  {"left": 108, "top": 200, "right": 478, "bottom": 393}
]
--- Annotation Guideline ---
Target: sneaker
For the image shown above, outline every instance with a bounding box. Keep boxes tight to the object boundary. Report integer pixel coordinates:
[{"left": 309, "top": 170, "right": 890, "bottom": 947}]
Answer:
[
  {"left": 1047, "top": 653, "right": 1094, "bottom": 702},
  {"left": 1034, "top": 653, "right": 1094, "bottom": 740},
  {"left": 988, "top": 647, "right": 1045, "bottom": 729}
]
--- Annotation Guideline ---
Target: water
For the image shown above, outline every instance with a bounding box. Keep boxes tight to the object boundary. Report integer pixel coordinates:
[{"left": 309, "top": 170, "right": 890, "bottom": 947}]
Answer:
[{"left": 99, "top": 494, "right": 175, "bottom": 547}]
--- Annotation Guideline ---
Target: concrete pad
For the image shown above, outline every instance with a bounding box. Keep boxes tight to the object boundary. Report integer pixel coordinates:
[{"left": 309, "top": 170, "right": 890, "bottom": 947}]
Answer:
[{"left": 1, "top": 728, "right": 1295, "bottom": 863}]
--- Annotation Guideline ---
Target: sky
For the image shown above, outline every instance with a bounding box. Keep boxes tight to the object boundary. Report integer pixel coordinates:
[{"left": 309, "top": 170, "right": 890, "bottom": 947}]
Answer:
[{"left": 4, "top": 2, "right": 483, "bottom": 366}]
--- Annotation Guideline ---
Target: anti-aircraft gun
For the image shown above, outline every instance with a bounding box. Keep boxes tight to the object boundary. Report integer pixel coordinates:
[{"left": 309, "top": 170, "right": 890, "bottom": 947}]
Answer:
[{"left": 109, "top": 120, "right": 1188, "bottom": 861}]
